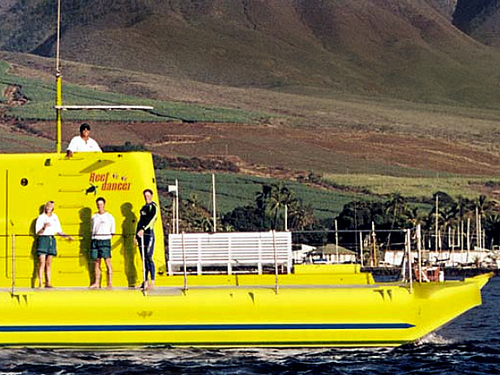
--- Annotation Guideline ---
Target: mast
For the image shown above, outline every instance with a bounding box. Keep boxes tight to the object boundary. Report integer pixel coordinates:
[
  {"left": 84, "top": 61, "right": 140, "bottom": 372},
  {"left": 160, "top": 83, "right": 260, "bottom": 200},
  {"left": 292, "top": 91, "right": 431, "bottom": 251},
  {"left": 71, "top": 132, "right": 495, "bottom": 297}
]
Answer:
[
  {"left": 435, "top": 195, "right": 439, "bottom": 252},
  {"left": 53, "top": 0, "right": 153, "bottom": 153},
  {"left": 55, "top": 0, "right": 62, "bottom": 153}
]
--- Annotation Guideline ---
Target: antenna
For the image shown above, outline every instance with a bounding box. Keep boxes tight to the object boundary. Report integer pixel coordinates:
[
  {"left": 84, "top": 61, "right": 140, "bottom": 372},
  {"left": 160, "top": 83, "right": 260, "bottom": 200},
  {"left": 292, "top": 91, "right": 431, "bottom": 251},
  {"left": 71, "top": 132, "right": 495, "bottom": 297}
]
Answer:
[
  {"left": 53, "top": 0, "right": 153, "bottom": 153},
  {"left": 55, "top": 0, "right": 62, "bottom": 153},
  {"left": 56, "top": 0, "right": 61, "bottom": 74}
]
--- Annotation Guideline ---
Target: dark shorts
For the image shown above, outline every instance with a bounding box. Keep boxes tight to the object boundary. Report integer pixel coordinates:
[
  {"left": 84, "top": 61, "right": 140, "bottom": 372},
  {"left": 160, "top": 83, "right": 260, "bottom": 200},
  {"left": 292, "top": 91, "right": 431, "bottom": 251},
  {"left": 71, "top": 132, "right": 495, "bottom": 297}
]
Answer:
[
  {"left": 37, "top": 236, "right": 57, "bottom": 256},
  {"left": 91, "top": 239, "right": 112, "bottom": 260}
]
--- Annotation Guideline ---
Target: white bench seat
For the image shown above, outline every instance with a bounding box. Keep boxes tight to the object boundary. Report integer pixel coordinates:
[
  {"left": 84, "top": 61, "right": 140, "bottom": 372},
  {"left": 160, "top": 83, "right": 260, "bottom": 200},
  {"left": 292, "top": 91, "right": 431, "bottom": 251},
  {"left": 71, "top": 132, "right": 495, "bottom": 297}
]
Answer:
[{"left": 167, "top": 231, "right": 292, "bottom": 275}]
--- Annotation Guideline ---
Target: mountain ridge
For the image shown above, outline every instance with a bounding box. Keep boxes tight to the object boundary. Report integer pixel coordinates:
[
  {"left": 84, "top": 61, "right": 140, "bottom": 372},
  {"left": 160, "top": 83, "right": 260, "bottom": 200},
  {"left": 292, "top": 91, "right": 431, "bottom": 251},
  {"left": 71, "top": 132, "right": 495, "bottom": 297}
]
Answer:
[
  {"left": 1, "top": 0, "right": 500, "bottom": 107},
  {"left": 453, "top": 0, "right": 500, "bottom": 46}
]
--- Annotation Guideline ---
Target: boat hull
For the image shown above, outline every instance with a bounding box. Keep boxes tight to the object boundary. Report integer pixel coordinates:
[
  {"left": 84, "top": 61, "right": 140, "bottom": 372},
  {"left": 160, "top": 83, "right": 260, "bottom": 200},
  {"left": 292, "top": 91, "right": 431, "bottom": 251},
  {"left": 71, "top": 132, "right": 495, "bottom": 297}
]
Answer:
[
  {"left": 0, "top": 152, "right": 492, "bottom": 347},
  {"left": 0, "top": 273, "right": 491, "bottom": 347}
]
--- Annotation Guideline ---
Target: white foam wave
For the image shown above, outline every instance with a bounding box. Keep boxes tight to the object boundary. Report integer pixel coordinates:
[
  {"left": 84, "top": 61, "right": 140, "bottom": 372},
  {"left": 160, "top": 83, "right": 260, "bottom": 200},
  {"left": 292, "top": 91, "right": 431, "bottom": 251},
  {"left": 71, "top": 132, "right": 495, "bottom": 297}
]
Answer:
[{"left": 414, "top": 332, "right": 454, "bottom": 346}]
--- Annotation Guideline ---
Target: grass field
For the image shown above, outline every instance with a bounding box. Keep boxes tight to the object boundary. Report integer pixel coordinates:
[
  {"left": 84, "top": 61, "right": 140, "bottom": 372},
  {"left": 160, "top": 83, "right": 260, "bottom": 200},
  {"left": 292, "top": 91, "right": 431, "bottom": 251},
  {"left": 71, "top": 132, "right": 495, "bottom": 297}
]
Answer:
[
  {"left": 0, "top": 59, "right": 269, "bottom": 123},
  {"left": 323, "top": 173, "right": 500, "bottom": 201},
  {"left": 0, "top": 130, "right": 53, "bottom": 153},
  {"left": 155, "top": 169, "right": 366, "bottom": 220}
]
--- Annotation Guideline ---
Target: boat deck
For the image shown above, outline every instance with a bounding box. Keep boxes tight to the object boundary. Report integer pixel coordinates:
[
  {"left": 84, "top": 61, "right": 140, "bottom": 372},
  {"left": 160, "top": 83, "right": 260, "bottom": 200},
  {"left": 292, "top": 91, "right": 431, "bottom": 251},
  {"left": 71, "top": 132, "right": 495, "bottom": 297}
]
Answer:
[{"left": 1, "top": 282, "right": 411, "bottom": 295}]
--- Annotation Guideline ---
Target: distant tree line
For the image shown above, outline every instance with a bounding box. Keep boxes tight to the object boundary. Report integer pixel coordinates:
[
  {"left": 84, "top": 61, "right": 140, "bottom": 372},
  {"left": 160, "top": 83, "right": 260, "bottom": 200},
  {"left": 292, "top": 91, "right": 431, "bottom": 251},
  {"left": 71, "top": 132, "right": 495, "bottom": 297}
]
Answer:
[{"left": 157, "top": 177, "right": 500, "bottom": 252}]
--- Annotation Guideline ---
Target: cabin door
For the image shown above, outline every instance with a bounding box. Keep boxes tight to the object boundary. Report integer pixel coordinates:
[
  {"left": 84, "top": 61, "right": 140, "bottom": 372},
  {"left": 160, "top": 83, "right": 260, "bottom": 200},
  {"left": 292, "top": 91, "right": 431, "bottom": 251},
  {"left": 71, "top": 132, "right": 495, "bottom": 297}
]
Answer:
[{"left": 1, "top": 168, "right": 37, "bottom": 287}]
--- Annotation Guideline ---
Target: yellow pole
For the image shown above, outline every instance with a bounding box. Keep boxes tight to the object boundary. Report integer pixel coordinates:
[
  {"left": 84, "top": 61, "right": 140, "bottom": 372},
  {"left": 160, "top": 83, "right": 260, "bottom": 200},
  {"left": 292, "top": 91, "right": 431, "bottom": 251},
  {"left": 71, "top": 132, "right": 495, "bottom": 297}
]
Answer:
[
  {"left": 55, "top": 0, "right": 62, "bottom": 153},
  {"left": 56, "top": 72, "right": 62, "bottom": 153}
]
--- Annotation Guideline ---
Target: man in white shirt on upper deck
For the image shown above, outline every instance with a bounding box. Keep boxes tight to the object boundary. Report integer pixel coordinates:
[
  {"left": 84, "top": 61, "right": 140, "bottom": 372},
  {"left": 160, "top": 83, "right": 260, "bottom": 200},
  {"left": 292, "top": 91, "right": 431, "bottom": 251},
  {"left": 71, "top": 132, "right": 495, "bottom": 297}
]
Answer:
[{"left": 66, "top": 123, "right": 102, "bottom": 157}]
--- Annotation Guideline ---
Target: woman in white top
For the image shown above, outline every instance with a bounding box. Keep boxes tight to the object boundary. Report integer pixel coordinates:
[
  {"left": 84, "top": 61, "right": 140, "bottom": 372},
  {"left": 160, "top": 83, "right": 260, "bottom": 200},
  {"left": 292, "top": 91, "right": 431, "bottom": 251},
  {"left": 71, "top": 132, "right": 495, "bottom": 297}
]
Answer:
[{"left": 35, "top": 201, "right": 73, "bottom": 288}]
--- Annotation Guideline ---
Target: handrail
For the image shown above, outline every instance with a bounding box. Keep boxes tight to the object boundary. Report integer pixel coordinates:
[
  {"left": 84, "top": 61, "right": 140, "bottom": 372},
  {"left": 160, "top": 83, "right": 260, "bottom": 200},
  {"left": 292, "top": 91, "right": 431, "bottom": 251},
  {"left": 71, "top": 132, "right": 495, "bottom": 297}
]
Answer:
[
  {"left": 2, "top": 232, "right": 138, "bottom": 295},
  {"left": 0, "top": 233, "right": 136, "bottom": 237}
]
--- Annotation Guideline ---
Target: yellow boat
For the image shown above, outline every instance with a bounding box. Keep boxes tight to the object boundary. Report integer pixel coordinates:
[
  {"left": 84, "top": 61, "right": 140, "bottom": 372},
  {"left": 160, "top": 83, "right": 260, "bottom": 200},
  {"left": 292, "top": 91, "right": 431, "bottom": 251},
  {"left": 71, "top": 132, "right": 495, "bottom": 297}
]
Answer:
[
  {"left": 0, "top": 0, "right": 492, "bottom": 346},
  {"left": 0, "top": 151, "right": 493, "bottom": 347}
]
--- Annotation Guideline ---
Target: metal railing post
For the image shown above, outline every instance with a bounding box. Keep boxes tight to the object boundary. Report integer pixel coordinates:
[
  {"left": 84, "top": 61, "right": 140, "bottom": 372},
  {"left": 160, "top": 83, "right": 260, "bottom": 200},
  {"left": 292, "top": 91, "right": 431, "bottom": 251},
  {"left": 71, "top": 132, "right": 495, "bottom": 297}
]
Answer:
[
  {"left": 140, "top": 235, "right": 146, "bottom": 294},
  {"left": 407, "top": 229, "right": 413, "bottom": 293},
  {"left": 359, "top": 231, "right": 364, "bottom": 267},
  {"left": 335, "top": 220, "right": 339, "bottom": 263},
  {"left": 182, "top": 232, "right": 188, "bottom": 291},
  {"left": 417, "top": 225, "right": 422, "bottom": 283}
]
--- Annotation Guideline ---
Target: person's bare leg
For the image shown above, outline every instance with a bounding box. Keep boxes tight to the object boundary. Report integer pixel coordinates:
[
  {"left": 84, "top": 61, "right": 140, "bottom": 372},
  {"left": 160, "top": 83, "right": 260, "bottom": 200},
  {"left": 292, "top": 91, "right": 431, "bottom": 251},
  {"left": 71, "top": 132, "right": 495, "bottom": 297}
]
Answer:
[
  {"left": 89, "top": 259, "right": 101, "bottom": 288},
  {"left": 45, "top": 255, "right": 53, "bottom": 288},
  {"left": 104, "top": 258, "right": 113, "bottom": 288},
  {"left": 37, "top": 255, "right": 46, "bottom": 288}
]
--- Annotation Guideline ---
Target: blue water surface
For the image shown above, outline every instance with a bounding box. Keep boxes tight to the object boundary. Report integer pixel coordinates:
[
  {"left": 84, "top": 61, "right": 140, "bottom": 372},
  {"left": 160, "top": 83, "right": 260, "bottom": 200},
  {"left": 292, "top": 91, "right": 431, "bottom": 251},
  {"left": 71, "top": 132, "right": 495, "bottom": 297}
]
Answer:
[{"left": 0, "top": 277, "right": 498, "bottom": 375}]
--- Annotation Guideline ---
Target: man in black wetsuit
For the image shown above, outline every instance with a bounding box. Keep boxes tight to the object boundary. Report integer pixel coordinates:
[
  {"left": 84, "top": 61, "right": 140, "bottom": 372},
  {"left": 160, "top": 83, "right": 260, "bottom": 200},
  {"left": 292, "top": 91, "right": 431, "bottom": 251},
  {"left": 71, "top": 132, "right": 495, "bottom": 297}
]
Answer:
[{"left": 135, "top": 189, "right": 158, "bottom": 289}]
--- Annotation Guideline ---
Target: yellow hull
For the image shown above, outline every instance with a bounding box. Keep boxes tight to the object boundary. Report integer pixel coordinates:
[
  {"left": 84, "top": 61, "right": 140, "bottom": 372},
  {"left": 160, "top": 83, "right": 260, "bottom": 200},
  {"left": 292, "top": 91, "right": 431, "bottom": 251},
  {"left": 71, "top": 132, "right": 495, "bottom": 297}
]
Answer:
[
  {"left": 0, "top": 152, "right": 492, "bottom": 347},
  {"left": 0, "top": 271, "right": 491, "bottom": 347}
]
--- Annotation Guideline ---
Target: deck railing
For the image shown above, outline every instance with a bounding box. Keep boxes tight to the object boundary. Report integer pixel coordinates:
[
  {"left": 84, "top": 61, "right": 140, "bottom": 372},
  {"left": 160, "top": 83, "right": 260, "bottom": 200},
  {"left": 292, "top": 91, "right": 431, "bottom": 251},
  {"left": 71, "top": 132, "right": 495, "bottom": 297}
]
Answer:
[{"left": 2, "top": 225, "right": 491, "bottom": 294}]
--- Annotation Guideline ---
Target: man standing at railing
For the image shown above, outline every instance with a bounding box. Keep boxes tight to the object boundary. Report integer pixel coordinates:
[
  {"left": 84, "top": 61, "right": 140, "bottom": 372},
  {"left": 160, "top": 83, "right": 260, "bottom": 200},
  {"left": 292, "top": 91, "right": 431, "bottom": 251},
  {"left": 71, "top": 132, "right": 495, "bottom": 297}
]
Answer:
[
  {"left": 89, "top": 197, "right": 115, "bottom": 289},
  {"left": 35, "top": 201, "right": 73, "bottom": 288},
  {"left": 135, "top": 189, "right": 158, "bottom": 290}
]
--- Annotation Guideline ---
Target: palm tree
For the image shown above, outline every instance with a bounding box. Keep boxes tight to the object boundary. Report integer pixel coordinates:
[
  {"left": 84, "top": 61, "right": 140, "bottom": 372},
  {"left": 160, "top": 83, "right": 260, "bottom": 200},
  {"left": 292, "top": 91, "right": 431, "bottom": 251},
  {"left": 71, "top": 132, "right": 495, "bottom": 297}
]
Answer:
[
  {"left": 383, "top": 192, "right": 407, "bottom": 249},
  {"left": 476, "top": 194, "right": 490, "bottom": 214},
  {"left": 255, "top": 183, "right": 299, "bottom": 230},
  {"left": 255, "top": 184, "right": 272, "bottom": 210},
  {"left": 484, "top": 214, "right": 500, "bottom": 248},
  {"left": 407, "top": 206, "right": 425, "bottom": 226},
  {"left": 385, "top": 193, "right": 406, "bottom": 220},
  {"left": 288, "top": 201, "right": 316, "bottom": 230},
  {"left": 474, "top": 195, "right": 494, "bottom": 249},
  {"left": 255, "top": 184, "right": 273, "bottom": 229},
  {"left": 267, "top": 183, "right": 299, "bottom": 230}
]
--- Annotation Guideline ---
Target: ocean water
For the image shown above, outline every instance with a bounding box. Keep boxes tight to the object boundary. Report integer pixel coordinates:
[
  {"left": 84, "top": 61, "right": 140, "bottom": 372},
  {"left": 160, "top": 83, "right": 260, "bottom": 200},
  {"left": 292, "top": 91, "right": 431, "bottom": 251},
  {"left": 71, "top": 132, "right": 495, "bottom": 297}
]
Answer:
[{"left": 0, "top": 277, "right": 498, "bottom": 375}]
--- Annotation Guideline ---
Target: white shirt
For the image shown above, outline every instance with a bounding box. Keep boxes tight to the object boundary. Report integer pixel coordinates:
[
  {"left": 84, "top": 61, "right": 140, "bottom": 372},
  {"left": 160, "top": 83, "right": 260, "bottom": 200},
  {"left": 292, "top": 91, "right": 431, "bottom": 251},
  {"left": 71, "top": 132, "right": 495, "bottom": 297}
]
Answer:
[
  {"left": 67, "top": 136, "right": 102, "bottom": 153},
  {"left": 91, "top": 212, "right": 115, "bottom": 240},
  {"left": 35, "top": 213, "right": 63, "bottom": 236}
]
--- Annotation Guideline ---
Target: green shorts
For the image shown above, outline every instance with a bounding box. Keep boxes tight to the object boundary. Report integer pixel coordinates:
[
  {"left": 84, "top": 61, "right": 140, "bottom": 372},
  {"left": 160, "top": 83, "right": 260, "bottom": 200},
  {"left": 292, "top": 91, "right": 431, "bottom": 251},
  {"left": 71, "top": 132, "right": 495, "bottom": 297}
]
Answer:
[
  {"left": 37, "top": 236, "right": 57, "bottom": 256},
  {"left": 91, "top": 239, "right": 111, "bottom": 260}
]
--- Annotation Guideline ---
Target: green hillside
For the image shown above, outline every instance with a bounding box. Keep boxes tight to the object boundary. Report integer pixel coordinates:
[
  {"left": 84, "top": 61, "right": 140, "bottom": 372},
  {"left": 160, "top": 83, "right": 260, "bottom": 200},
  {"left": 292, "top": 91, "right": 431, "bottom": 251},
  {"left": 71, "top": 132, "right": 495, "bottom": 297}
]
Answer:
[
  {"left": 0, "top": 59, "right": 268, "bottom": 123},
  {"left": 155, "top": 169, "right": 365, "bottom": 221},
  {"left": 2, "top": 0, "right": 500, "bottom": 108}
]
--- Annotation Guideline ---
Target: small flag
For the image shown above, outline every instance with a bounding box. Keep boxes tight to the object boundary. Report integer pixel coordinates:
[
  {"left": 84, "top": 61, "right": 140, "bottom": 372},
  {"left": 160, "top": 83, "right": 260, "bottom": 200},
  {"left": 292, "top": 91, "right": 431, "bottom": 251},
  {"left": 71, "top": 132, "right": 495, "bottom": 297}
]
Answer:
[{"left": 168, "top": 185, "right": 178, "bottom": 193}]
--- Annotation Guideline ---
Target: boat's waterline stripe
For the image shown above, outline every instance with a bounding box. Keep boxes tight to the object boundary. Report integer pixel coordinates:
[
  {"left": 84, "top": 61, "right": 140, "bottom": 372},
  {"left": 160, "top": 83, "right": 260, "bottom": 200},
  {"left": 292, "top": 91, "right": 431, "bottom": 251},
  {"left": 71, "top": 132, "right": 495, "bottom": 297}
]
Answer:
[
  {"left": 0, "top": 323, "right": 414, "bottom": 332},
  {"left": 0, "top": 340, "right": 412, "bottom": 347}
]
